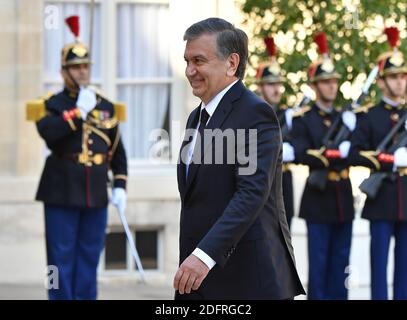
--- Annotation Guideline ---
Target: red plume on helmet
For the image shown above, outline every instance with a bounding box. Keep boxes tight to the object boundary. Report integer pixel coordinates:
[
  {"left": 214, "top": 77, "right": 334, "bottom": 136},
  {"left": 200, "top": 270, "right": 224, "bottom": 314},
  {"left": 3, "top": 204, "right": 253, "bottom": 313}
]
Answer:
[
  {"left": 384, "top": 26, "right": 399, "bottom": 49},
  {"left": 313, "top": 32, "right": 329, "bottom": 56},
  {"left": 264, "top": 36, "right": 277, "bottom": 57},
  {"left": 65, "top": 15, "right": 80, "bottom": 40}
]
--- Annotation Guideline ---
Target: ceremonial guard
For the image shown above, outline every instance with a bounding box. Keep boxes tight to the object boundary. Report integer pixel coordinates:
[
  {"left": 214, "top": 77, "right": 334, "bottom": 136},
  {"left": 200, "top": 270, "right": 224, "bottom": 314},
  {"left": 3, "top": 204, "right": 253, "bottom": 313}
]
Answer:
[
  {"left": 349, "top": 27, "right": 407, "bottom": 300},
  {"left": 291, "top": 32, "right": 355, "bottom": 299},
  {"left": 26, "top": 16, "right": 128, "bottom": 300},
  {"left": 256, "top": 36, "right": 295, "bottom": 227}
]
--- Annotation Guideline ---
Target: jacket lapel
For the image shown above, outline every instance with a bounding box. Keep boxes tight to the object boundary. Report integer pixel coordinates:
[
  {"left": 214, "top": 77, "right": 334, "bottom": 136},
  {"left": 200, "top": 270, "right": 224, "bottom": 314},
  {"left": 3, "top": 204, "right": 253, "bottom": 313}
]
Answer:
[
  {"left": 185, "top": 80, "right": 245, "bottom": 192},
  {"left": 177, "top": 106, "right": 200, "bottom": 197}
]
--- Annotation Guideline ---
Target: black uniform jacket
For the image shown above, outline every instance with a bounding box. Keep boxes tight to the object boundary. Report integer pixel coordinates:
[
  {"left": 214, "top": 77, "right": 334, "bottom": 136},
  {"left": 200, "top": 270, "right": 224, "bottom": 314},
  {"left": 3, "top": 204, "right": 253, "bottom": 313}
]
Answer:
[
  {"left": 291, "top": 103, "right": 355, "bottom": 223},
  {"left": 349, "top": 100, "right": 407, "bottom": 221},
  {"left": 29, "top": 88, "right": 127, "bottom": 208}
]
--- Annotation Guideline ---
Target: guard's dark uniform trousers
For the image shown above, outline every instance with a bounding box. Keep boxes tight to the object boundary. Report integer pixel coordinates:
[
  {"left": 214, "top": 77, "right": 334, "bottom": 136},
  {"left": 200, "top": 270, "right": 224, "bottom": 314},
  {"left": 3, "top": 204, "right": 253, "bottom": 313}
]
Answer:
[{"left": 349, "top": 100, "right": 407, "bottom": 300}]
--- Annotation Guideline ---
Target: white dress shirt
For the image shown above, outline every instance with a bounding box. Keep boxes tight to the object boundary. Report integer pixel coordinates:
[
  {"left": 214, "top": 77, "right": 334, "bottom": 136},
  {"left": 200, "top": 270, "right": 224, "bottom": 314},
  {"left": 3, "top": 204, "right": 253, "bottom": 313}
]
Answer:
[
  {"left": 186, "top": 80, "right": 238, "bottom": 175},
  {"left": 188, "top": 79, "right": 238, "bottom": 270}
]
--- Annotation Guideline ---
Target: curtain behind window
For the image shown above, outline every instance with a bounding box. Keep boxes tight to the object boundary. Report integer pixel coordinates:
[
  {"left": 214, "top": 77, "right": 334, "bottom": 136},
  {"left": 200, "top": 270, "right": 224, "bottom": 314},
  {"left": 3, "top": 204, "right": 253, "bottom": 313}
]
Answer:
[{"left": 117, "top": 3, "right": 171, "bottom": 160}]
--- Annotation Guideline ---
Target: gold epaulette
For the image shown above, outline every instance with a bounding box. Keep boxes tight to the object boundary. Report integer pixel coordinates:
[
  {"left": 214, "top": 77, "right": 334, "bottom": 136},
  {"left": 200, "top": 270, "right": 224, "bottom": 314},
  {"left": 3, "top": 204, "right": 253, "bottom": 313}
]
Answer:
[
  {"left": 26, "top": 92, "right": 54, "bottom": 122},
  {"left": 26, "top": 99, "right": 46, "bottom": 122},
  {"left": 353, "top": 103, "right": 374, "bottom": 114},
  {"left": 114, "top": 102, "right": 126, "bottom": 122},
  {"left": 292, "top": 106, "right": 311, "bottom": 118}
]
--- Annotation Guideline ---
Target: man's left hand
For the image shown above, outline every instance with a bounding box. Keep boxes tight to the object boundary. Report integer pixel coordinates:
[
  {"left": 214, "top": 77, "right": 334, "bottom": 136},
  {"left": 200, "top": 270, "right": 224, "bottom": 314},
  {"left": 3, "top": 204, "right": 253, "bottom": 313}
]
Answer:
[{"left": 173, "top": 254, "right": 209, "bottom": 294}]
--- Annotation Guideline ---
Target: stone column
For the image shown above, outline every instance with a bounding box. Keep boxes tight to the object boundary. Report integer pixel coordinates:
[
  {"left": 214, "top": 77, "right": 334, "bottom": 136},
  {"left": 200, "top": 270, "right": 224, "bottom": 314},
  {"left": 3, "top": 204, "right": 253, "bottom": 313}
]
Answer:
[{"left": 15, "top": 0, "right": 44, "bottom": 176}]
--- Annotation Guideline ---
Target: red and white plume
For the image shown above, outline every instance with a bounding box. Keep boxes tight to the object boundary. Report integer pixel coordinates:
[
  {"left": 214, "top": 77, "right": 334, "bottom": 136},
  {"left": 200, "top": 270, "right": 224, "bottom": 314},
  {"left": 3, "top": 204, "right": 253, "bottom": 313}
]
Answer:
[
  {"left": 384, "top": 26, "right": 399, "bottom": 50},
  {"left": 313, "top": 32, "right": 329, "bottom": 58},
  {"left": 65, "top": 15, "right": 80, "bottom": 41},
  {"left": 264, "top": 36, "right": 277, "bottom": 58}
]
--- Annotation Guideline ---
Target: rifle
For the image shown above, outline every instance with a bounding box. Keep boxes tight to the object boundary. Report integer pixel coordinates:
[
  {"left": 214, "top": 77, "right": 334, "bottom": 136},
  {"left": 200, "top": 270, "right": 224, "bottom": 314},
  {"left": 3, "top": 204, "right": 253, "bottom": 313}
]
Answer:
[
  {"left": 359, "top": 110, "right": 407, "bottom": 199},
  {"left": 280, "top": 95, "right": 311, "bottom": 140},
  {"left": 333, "top": 65, "right": 379, "bottom": 146},
  {"left": 308, "top": 66, "right": 379, "bottom": 191},
  {"left": 307, "top": 115, "right": 343, "bottom": 191}
]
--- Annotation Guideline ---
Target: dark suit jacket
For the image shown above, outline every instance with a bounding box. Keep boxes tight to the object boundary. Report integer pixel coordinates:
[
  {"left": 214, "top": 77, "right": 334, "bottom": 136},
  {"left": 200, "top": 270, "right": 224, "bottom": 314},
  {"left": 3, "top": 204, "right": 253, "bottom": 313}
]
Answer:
[{"left": 176, "top": 80, "right": 305, "bottom": 299}]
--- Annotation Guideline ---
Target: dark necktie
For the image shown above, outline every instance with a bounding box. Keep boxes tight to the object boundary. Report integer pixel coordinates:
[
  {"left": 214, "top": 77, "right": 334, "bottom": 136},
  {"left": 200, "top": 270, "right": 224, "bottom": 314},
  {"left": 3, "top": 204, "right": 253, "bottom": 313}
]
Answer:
[{"left": 187, "top": 108, "right": 210, "bottom": 179}]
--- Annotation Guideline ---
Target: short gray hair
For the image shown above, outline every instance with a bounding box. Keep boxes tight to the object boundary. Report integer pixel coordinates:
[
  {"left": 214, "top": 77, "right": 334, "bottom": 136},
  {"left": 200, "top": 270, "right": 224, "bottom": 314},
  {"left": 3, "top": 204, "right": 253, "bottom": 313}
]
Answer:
[{"left": 183, "top": 18, "right": 248, "bottom": 79}]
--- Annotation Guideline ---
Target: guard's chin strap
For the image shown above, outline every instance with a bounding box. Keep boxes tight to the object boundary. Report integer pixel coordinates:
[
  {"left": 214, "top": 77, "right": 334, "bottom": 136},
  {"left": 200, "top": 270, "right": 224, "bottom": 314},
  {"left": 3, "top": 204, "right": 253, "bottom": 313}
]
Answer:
[{"left": 63, "top": 66, "right": 80, "bottom": 91}]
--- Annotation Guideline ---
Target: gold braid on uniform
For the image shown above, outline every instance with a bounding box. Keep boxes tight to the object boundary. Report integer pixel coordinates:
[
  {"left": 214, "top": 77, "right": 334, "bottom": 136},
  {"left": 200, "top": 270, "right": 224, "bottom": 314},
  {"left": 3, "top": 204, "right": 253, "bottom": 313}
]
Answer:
[
  {"left": 353, "top": 103, "right": 374, "bottom": 114},
  {"left": 359, "top": 150, "right": 381, "bottom": 171},
  {"left": 111, "top": 126, "right": 121, "bottom": 158},
  {"left": 306, "top": 147, "right": 330, "bottom": 167},
  {"left": 85, "top": 123, "right": 112, "bottom": 147}
]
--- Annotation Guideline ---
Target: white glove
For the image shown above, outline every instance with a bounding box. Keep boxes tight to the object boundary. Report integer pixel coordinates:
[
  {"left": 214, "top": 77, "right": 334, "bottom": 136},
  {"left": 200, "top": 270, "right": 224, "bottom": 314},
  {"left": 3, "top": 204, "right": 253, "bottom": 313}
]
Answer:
[
  {"left": 284, "top": 108, "right": 294, "bottom": 131},
  {"left": 76, "top": 87, "right": 97, "bottom": 119},
  {"left": 339, "top": 140, "right": 351, "bottom": 159},
  {"left": 111, "top": 188, "right": 127, "bottom": 213},
  {"left": 282, "top": 142, "right": 295, "bottom": 162},
  {"left": 394, "top": 147, "right": 407, "bottom": 168},
  {"left": 342, "top": 111, "right": 356, "bottom": 132}
]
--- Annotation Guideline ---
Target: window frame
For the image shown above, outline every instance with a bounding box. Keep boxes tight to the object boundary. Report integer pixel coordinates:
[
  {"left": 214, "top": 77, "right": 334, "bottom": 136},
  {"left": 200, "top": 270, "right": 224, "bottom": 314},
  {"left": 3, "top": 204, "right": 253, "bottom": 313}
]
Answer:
[{"left": 100, "top": 225, "right": 164, "bottom": 276}]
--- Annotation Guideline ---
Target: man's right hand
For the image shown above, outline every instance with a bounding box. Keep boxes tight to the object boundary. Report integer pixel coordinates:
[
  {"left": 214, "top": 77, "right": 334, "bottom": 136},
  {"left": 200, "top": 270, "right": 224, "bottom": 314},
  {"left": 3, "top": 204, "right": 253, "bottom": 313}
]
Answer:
[
  {"left": 173, "top": 254, "right": 209, "bottom": 294},
  {"left": 77, "top": 87, "right": 97, "bottom": 119}
]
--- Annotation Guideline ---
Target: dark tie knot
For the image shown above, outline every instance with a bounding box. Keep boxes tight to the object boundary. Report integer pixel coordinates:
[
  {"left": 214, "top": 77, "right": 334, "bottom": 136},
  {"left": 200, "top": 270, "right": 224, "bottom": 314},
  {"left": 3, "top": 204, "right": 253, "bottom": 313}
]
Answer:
[{"left": 200, "top": 108, "right": 210, "bottom": 127}]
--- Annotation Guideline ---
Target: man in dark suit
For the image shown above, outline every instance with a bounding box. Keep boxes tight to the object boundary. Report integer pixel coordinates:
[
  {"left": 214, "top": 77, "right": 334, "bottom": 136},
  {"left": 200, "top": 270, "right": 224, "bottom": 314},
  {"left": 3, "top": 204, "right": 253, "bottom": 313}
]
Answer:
[{"left": 173, "top": 17, "right": 305, "bottom": 300}]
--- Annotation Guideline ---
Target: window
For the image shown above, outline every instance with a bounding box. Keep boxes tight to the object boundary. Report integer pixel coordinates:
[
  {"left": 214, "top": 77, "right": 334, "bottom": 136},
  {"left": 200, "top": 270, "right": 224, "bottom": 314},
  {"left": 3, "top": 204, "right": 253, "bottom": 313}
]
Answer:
[
  {"left": 104, "top": 232, "right": 127, "bottom": 270},
  {"left": 135, "top": 230, "right": 159, "bottom": 269},
  {"left": 42, "top": 0, "right": 172, "bottom": 162},
  {"left": 116, "top": 3, "right": 171, "bottom": 161},
  {"left": 103, "top": 228, "right": 161, "bottom": 273}
]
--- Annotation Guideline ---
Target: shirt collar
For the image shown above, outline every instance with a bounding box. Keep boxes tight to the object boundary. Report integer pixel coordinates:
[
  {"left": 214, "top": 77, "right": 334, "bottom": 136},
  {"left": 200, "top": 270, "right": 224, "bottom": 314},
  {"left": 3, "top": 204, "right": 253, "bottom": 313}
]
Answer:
[
  {"left": 315, "top": 102, "right": 334, "bottom": 115},
  {"left": 201, "top": 80, "right": 239, "bottom": 117},
  {"left": 382, "top": 96, "right": 400, "bottom": 108}
]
